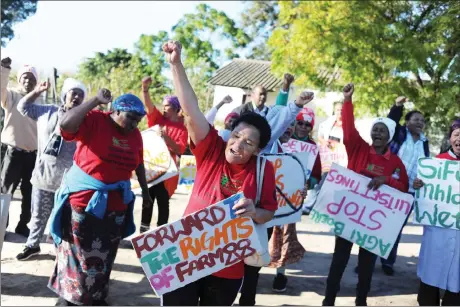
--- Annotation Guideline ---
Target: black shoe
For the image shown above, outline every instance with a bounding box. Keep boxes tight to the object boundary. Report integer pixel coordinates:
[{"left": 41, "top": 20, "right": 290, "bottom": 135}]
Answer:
[
  {"left": 272, "top": 273, "right": 288, "bottom": 293},
  {"left": 55, "top": 297, "right": 76, "bottom": 306},
  {"left": 382, "top": 265, "right": 394, "bottom": 276},
  {"left": 16, "top": 246, "right": 40, "bottom": 261},
  {"left": 93, "top": 300, "right": 109, "bottom": 306},
  {"left": 355, "top": 299, "right": 367, "bottom": 306},
  {"left": 15, "top": 224, "right": 30, "bottom": 237},
  {"left": 140, "top": 224, "right": 150, "bottom": 233}
]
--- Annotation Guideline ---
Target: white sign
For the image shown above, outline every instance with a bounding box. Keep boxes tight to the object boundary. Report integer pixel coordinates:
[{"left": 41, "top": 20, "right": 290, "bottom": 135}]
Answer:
[
  {"left": 310, "top": 164, "right": 414, "bottom": 259},
  {"left": 176, "top": 155, "right": 196, "bottom": 194},
  {"left": 131, "top": 127, "right": 178, "bottom": 191},
  {"left": 131, "top": 193, "right": 263, "bottom": 296},
  {"left": 263, "top": 152, "right": 312, "bottom": 228},
  {"left": 414, "top": 158, "right": 460, "bottom": 230},
  {"left": 282, "top": 139, "right": 318, "bottom": 178}
]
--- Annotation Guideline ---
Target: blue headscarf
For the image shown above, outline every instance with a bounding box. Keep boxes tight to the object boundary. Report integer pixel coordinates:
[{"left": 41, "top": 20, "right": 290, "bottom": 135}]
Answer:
[{"left": 112, "top": 94, "right": 146, "bottom": 116}]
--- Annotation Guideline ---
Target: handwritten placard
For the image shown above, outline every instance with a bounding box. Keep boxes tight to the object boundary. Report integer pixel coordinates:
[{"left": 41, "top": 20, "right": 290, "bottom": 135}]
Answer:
[
  {"left": 319, "top": 142, "right": 348, "bottom": 173},
  {"left": 176, "top": 155, "right": 197, "bottom": 194},
  {"left": 263, "top": 152, "right": 312, "bottom": 228},
  {"left": 282, "top": 139, "right": 318, "bottom": 177},
  {"left": 131, "top": 126, "right": 178, "bottom": 190},
  {"left": 414, "top": 158, "right": 460, "bottom": 230},
  {"left": 310, "top": 163, "right": 414, "bottom": 259},
  {"left": 131, "top": 192, "right": 263, "bottom": 296}
]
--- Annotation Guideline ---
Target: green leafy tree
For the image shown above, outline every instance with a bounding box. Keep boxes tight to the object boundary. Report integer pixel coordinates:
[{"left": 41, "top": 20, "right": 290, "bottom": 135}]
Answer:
[
  {"left": 241, "top": 1, "right": 280, "bottom": 60},
  {"left": 268, "top": 1, "right": 459, "bottom": 139},
  {"left": 1, "top": 0, "right": 37, "bottom": 46}
]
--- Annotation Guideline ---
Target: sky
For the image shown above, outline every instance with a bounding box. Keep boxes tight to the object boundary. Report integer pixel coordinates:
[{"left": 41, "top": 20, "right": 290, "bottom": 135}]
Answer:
[{"left": 1, "top": 1, "right": 244, "bottom": 77}]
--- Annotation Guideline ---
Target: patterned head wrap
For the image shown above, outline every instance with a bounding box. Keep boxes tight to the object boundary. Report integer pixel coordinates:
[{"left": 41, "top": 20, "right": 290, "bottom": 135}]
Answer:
[
  {"left": 112, "top": 94, "right": 146, "bottom": 116},
  {"left": 296, "top": 107, "right": 315, "bottom": 127},
  {"left": 449, "top": 119, "right": 460, "bottom": 137},
  {"left": 164, "top": 95, "right": 181, "bottom": 111}
]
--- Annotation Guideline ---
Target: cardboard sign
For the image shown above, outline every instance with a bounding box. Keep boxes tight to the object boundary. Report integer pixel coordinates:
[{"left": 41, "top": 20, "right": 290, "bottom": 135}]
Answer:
[
  {"left": 0, "top": 194, "right": 11, "bottom": 254},
  {"left": 310, "top": 164, "right": 414, "bottom": 259},
  {"left": 319, "top": 142, "right": 348, "bottom": 173},
  {"left": 131, "top": 126, "right": 178, "bottom": 190},
  {"left": 176, "top": 155, "right": 197, "bottom": 194},
  {"left": 414, "top": 158, "right": 460, "bottom": 230},
  {"left": 282, "top": 139, "right": 318, "bottom": 177},
  {"left": 131, "top": 192, "right": 263, "bottom": 296},
  {"left": 263, "top": 152, "right": 312, "bottom": 228}
]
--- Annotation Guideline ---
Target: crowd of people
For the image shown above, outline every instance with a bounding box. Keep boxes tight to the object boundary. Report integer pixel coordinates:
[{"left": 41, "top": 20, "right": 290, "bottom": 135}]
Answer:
[{"left": 0, "top": 39, "right": 459, "bottom": 307}]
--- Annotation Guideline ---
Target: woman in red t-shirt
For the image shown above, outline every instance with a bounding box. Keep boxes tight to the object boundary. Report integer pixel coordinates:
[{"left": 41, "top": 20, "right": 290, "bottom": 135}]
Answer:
[
  {"left": 140, "top": 77, "right": 188, "bottom": 232},
  {"left": 160, "top": 40, "right": 314, "bottom": 306},
  {"left": 48, "top": 90, "right": 153, "bottom": 306},
  {"left": 323, "top": 84, "right": 409, "bottom": 306}
]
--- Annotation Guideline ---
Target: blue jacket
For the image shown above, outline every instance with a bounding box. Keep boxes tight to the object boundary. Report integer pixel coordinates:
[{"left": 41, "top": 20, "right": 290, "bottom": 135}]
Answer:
[{"left": 49, "top": 162, "right": 136, "bottom": 244}]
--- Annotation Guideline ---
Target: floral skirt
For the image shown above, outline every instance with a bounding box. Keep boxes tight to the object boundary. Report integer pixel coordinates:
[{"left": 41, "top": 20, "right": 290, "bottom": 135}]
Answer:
[
  {"left": 48, "top": 202, "right": 126, "bottom": 305},
  {"left": 268, "top": 223, "right": 306, "bottom": 268}
]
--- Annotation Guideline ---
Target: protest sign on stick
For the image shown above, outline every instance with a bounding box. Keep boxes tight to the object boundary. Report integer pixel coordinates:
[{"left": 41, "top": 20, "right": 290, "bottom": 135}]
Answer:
[
  {"left": 414, "top": 158, "right": 460, "bottom": 230},
  {"left": 263, "top": 152, "right": 312, "bottom": 228},
  {"left": 310, "top": 163, "right": 413, "bottom": 259},
  {"left": 131, "top": 127, "right": 178, "bottom": 191},
  {"left": 176, "top": 155, "right": 196, "bottom": 194},
  {"left": 131, "top": 192, "right": 263, "bottom": 296}
]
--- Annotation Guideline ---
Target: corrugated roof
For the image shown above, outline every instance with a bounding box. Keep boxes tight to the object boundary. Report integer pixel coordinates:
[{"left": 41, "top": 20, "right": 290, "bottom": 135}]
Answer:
[{"left": 208, "top": 59, "right": 283, "bottom": 91}]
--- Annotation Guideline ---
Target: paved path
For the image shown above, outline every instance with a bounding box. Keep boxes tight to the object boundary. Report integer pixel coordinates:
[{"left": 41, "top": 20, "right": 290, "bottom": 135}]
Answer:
[{"left": 1, "top": 190, "right": 422, "bottom": 306}]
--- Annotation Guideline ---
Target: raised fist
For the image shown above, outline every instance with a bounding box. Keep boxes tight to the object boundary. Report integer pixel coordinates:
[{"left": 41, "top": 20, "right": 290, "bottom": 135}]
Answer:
[
  {"left": 96, "top": 88, "right": 112, "bottom": 105},
  {"left": 1, "top": 57, "right": 11, "bottom": 69},
  {"left": 35, "top": 81, "right": 49, "bottom": 93},
  {"left": 296, "top": 91, "right": 314, "bottom": 106},
  {"left": 162, "top": 40, "right": 182, "bottom": 64},
  {"left": 142, "top": 76, "right": 152, "bottom": 90},
  {"left": 221, "top": 95, "right": 233, "bottom": 104},
  {"left": 284, "top": 73, "right": 295, "bottom": 85},
  {"left": 395, "top": 96, "right": 407, "bottom": 106},
  {"left": 343, "top": 83, "right": 354, "bottom": 99}
]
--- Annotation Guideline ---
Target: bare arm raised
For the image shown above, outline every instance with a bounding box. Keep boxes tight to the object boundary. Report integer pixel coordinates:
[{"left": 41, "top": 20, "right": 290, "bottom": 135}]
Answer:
[{"left": 163, "top": 40, "right": 209, "bottom": 145}]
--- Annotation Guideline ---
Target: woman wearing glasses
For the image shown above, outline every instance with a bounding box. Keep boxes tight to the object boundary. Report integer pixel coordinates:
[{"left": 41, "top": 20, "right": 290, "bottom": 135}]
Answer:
[{"left": 15, "top": 78, "right": 87, "bottom": 261}]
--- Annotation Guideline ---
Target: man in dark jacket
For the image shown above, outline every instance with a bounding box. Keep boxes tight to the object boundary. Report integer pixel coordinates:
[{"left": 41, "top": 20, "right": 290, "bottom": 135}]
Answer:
[{"left": 232, "top": 85, "right": 269, "bottom": 117}]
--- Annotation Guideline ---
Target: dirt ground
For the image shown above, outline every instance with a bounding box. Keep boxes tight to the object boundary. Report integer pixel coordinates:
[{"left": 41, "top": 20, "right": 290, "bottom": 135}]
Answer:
[{"left": 1, "top": 190, "right": 422, "bottom": 306}]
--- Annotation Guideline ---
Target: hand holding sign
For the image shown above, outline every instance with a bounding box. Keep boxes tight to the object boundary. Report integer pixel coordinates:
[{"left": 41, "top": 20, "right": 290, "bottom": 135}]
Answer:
[
  {"left": 367, "top": 175, "right": 386, "bottom": 191},
  {"left": 233, "top": 198, "right": 256, "bottom": 219},
  {"left": 413, "top": 177, "right": 424, "bottom": 190}
]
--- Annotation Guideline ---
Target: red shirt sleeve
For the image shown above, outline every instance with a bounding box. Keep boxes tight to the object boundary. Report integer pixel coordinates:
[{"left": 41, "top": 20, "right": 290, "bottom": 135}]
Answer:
[
  {"left": 137, "top": 130, "right": 144, "bottom": 166},
  {"left": 342, "top": 99, "right": 369, "bottom": 160},
  {"left": 60, "top": 110, "right": 101, "bottom": 142},
  {"left": 259, "top": 160, "right": 277, "bottom": 212},
  {"left": 176, "top": 128, "right": 188, "bottom": 155},
  {"left": 146, "top": 107, "right": 165, "bottom": 128},
  {"left": 311, "top": 155, "right": 322, "bottom": 183},
  {"left": 384, "top": 158, "right": 409, "bottom": 192},
  {"left": 190, "top": 126, "right": 224, "bottom": 168}
]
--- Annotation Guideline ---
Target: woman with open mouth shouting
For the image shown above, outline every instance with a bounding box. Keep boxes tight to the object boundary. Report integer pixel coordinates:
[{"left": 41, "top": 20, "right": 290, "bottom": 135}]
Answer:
[
  {"left": 413, "top": 119, "right": 460, "bottom": 306},
  {"left": 323, "top": 83, "right": 409, "bottom": 306},
  {"left": 161, "top": 39, "right": 314, "bottom": 306}
]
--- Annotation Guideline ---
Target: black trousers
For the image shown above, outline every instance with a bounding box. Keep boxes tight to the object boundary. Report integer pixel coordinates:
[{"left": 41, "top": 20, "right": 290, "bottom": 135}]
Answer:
[
  {"left": 1, "top": 145, "right": 36, "bottom": 228},
  {"left": 323, "top": 236, "right": 377, "bottom": 306},
  {"left": 239, "top": 227, "right": 274, "bottom": 306},
  {"left": 418, "top": 281, "right": 460, "bottom": 306},
  {"left": 162, "top": 275, "right": 243, "bottom": 306},
  {"left": 141, "top": 181, "right": 170, "bottom": 227}
]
